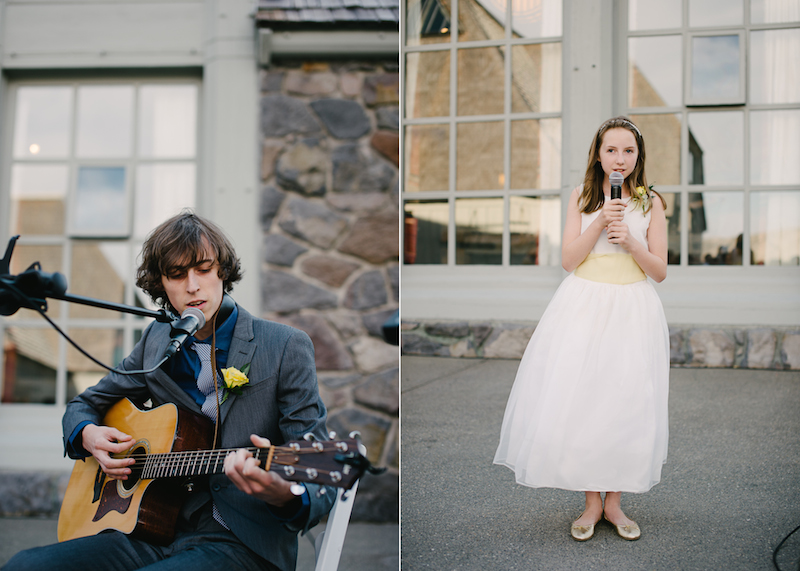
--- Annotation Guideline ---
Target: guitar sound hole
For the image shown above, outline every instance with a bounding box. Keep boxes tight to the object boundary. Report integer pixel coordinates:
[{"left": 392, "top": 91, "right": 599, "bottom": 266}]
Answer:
[{"left": 120, "top": 445, "right": 146, "bottom": 493}]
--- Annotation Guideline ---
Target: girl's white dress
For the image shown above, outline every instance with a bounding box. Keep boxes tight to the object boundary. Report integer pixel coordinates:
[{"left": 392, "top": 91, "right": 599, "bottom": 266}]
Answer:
[{"left": 494, "top": 195, "right": 669, "bottom": 493}]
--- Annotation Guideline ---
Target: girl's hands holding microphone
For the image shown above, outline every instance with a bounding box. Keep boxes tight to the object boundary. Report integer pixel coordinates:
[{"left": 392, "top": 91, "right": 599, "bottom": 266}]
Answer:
[{"left": 603, "top": 198, "right": 632, "bottom": 250}]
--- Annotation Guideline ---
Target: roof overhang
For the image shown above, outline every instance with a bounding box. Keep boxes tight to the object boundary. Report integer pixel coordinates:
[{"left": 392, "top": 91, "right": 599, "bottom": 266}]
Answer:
[{"left": 257, "top": 29, "right": 398, "bottom": 66}]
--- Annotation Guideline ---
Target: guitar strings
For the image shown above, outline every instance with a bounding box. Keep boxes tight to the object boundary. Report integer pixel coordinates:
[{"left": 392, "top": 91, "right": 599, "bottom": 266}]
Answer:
[{"left": 119, "top": 446, "right": 347, "bottom": 480}]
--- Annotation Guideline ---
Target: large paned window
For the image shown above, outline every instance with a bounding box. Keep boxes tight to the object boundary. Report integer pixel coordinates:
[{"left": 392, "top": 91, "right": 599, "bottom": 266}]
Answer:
[
  {"left": 403, "top": 0, "right": 564, "bottom": 266},
  {"left": 627, "top": 0, "right": 800, "bottom": 267},
  {"left": 1, "top": 79, "right": 200, "bottom": 405}
]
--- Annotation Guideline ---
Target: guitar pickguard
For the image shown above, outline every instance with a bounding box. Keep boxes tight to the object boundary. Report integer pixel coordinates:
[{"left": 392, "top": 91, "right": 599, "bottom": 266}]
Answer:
[
  {"left": 92, "top": 479, "right": 133, "bottom": 522},
  {"left": 90, "top": 440, "right": 148, "bottom": 521}
]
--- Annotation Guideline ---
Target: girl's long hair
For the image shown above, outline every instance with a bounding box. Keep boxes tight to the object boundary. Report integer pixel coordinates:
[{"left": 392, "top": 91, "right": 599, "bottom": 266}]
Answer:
[{"left": 580, "top": 116, "right": 665, "bottom": 214}]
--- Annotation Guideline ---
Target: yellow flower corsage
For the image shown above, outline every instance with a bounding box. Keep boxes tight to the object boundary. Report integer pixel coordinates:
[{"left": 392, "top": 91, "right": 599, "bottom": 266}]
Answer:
[
  {"left": 631, "top": 184, "right": 654, "bottom": 213},
  {"left": 221, "top": 363, "right": 250, "bottom": 402}
]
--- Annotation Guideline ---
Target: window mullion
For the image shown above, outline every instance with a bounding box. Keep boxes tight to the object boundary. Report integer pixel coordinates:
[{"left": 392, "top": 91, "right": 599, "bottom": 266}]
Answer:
[
  {"left": 448, "top": 0, "right": 458, "bottom": 266},
  {"left": 743, "top": 107, "right": 751, "bottom": 267}
]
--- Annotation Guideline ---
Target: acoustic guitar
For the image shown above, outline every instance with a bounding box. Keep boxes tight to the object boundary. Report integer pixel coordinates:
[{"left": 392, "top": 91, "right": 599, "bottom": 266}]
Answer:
[{"left": 57, "top": 398, "right": 370, "bottom": 545}]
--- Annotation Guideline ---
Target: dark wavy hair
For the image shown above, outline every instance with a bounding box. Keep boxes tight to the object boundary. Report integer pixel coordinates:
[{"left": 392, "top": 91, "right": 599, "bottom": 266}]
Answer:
[
  {"left": 135, "top": 210, "right": 242, "bottom": 310},
  {"left": 580, "top": 116, "right": 665, "bottom": 215}
]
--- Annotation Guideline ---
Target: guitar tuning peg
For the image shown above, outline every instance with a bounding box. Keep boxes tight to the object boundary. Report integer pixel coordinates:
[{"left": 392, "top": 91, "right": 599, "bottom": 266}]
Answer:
[
  {"left": 328, "top": 431, "right": 337, "bottom": 440},
  {"left": 348, "top": 430, "right": 362, "bottom": 440},
  {"left": 303, "top": 433, "right": 317, "bottom": 442}
]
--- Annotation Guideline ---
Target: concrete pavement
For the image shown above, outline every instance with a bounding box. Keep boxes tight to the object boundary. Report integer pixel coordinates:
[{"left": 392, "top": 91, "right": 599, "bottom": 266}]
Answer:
[
  {"left": 401, "top": 356, "right": 800, "bottom": 571},
  {"left": 0, "top": 518, "right": 398, "bottom": 570}
]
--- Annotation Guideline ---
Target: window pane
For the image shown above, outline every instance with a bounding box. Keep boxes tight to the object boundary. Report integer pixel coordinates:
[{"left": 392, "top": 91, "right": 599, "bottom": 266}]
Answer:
[
  {"left": 751, "top": 192, "right": 800, "bottom": 266},
  {"left": 405, "top": 124, "right": 449, "bottom": 192},
  {"left": 458, "top": 47, "right": 505, "bottom": 116},
  {"left": 76, "top": 86, "right": 134, "bottom": 158},
  {"left": 689, "top": 0, "right": 742, "bottom": 26},
  {"left": 457, "top": 121, "right": 504, "bottom": 190},
  {"left": 661, "top": 192, "right": 681, "bottom": 264},
  {"left": 688, "top": 192, "right": 743, "bottom": 265},
  {"left": 13, "top": 86, "right": 72, "bottom": 158},
  {"left": 10, "top": 164, "right": 68, "bottom": 235},
  {"left": 628, "top": 36, "right": 682, "bottom": 108},
  {"left": 455, "top": 197, "right": 502, "bottom": 264},
  {"left": 138, "top": 85, "right": 197, "bottom": 158},
  {"left": 67, "top": 328, "right": 124, "bottom": 400},
  {"left": 406, "top": 51, "right": 451, "bottom": 119},
  {"left": 630, "top": 113, "right": 682, "bottom": 185},
  {"left": 458, "top": 0, "right": 505, "bottom": 42},
  {"left": 750, "top": 29, "right": 800, "bottom": 105},
  {"left": 511, "top": 42, "right": 562, "bottom": 113},
  {"left": 406, "top": 0, "right": 451, "bottom": 46},
  {"left": 750, "top": 110, "right": 800, "bottom": 185},
  {"left": 72, "top": 167, "right": 128, "bottom": 236},
  {"left": 510, "top": 195, "right": 561, "bottom": 265},
  {"left": 2, "top": 327, "right": 59, "bottom": 404},
  {"left": 4, "top": 244, "right": 64, "bottom": 321},
  {"left": 629, "top": 0, "right": 681, "bottom": 30},
  {"left": 404, "top": 201, "right": 448, "bottom": 264},
  {"left": 751, "top": 0, "right": 800, "bottom": 24},
  {"left": 134, "top": 164, "right": 196, "bottom": 239},
  {"left": 69, "top": 243, "right": 128, "bottom": 319},
  {"left": 690, "top": 35, "right": 741, "bottom": 101},
  {"left": 511, "top": 0, "right": 562, "bottom": 38},
  {"left": 688, "top": 111, "right": 743, "bottom": 185},
  {"left": 510, "top": 118, "right": 561, "bottom": 189}
]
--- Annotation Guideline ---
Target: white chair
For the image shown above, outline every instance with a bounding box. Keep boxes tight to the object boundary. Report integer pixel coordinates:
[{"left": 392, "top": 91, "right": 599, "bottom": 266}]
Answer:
[{"left": 303, "top": 480, "right": 359, "bottom": 571}]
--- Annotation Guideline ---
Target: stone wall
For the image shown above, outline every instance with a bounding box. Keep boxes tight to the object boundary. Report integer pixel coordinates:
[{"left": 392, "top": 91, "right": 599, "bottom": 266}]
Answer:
[
  {"left": 402, "top": 320, "right": 800, "bottom": 370},
  {"left": 259, "top": 60, "right": 399, "bottom": 522}
]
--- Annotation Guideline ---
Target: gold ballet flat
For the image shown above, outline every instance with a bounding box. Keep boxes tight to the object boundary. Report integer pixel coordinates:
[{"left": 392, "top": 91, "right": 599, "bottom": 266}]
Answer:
[
  {"left": 570, "top": 519, "right": 597, "bottom": 541},
  {"left": 604, "top": 515, "right": 641, "bottom": 541}
]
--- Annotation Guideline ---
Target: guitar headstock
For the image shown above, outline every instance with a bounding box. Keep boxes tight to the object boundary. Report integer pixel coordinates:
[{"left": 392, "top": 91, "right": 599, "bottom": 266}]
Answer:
[{"left": 263, "top": 435, "right": 382, "bottom": 490}]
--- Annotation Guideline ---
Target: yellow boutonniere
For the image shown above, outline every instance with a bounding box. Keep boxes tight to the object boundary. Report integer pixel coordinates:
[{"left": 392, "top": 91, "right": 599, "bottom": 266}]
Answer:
[
  {"left": 221, "top": 363, "right": 250, "bottom": 402},
  {"left": 631, "top": 184, "right": 655, "bottom": 213}
]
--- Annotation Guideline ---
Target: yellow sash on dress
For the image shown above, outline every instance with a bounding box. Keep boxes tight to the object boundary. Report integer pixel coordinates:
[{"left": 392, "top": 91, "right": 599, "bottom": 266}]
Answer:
[{"left": 574, "top": 253, "right": 646, "bottom": 284}]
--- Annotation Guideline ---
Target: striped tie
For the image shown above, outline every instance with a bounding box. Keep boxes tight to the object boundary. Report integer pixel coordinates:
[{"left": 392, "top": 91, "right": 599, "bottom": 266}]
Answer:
[
  {"left": 191, "top": 342, "right": 223, "bottom": 420},
  {"left": 191, "top": 342, "right": 229, "bottom": 529}
]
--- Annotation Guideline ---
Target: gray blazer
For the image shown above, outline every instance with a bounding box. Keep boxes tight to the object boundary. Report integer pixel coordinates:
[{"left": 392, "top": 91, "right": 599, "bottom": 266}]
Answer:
[{"left": 62, "top": 304, "right": 334, "bottom": 571}]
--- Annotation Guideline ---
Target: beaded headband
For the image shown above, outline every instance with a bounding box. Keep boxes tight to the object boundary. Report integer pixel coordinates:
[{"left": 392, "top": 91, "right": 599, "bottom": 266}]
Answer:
[{"left": 600, "top": 118, "right": 642, "bottom": 139}]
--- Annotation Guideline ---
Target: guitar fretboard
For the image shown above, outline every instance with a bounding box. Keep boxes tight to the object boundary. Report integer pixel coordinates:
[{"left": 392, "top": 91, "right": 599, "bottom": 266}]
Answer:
[{"left": 136, "top": 447, "right": 264, "bottom": 479}]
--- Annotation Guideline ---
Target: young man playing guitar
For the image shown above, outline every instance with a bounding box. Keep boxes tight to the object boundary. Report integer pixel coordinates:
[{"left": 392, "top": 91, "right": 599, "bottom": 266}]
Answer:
[{"left": 3, "top": 212, "right": 334, "bottom": 571}]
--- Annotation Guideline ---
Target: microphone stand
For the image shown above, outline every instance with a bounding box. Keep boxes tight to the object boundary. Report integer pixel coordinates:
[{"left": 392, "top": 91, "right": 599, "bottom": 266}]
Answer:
[
  {"left": 1, "top": 234, "right": 173, "bottom": 323},
  {"left": 1, "top": 235, "right": 177, "bottom": 375},
  {"left": 49, "top": 291, "right": 174, "bottom": 323}
]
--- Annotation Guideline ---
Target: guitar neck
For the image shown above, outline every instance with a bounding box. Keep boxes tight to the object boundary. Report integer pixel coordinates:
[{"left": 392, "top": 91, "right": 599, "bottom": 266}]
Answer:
[
  {"left": 127, "top": 438, "right": 362, "bottom": 489},
  {"left": 137, "top": 447, "right": 264, "bottom": 480}
]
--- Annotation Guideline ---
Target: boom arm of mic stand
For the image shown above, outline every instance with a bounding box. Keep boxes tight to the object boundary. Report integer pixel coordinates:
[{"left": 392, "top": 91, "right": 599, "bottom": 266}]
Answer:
[{"left": 48, "top": 292, "right": 173, "bottom": 323}]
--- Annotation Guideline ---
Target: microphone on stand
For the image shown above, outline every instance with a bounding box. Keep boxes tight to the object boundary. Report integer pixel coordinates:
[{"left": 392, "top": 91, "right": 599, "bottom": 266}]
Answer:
[
  {"left": 163, "top": 307, "right": 206, "bottom": 359},
  {"left": 610, "top": 171, "right": 623, "bottom": 201}
]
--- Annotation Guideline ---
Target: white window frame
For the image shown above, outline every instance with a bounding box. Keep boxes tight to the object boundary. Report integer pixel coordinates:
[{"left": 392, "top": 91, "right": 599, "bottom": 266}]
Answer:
[
  {"left": 402, "top": 0, "right": 567, "bottom": 269},
  {"left": 1, "top": 75, "right": 202, "bottom": 407},
  {"left": 685, "top": 29, "right": 747, "bottom": 107},
  {"left": 618, "top": 0, "right": 800, "bottom": 325}
]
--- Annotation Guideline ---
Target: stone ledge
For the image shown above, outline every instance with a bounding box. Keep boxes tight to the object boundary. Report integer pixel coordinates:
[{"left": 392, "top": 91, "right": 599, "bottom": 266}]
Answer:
[
  {"left": 401, "top": 320, "right": 800, "bottom": 370},
  {"left": 0, "top": 472, "right": 68, "bottom": 517}
]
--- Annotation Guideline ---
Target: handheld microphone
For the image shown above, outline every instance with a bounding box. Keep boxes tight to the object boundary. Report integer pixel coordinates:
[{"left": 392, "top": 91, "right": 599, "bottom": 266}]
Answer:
[
  {"left": 163, "top": 307, "right": 206, "bottom": 359},
  {"left": 610, "top": 172, "right": 623, "bottom": 201}
]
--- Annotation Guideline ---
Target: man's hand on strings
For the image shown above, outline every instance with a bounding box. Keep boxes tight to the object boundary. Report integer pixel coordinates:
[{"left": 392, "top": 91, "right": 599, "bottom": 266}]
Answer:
[
  {"left": 81, "top": 424, "right": 136, "bottom": 480},
  {"left": 224, "top": 434, "right": 297, "bottom": 507}
]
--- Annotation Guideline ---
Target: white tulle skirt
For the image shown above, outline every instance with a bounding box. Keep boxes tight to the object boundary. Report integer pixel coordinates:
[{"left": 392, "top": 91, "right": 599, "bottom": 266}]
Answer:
[{"left": 493, "top": 273, "right": 670, "bottom": 493}]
